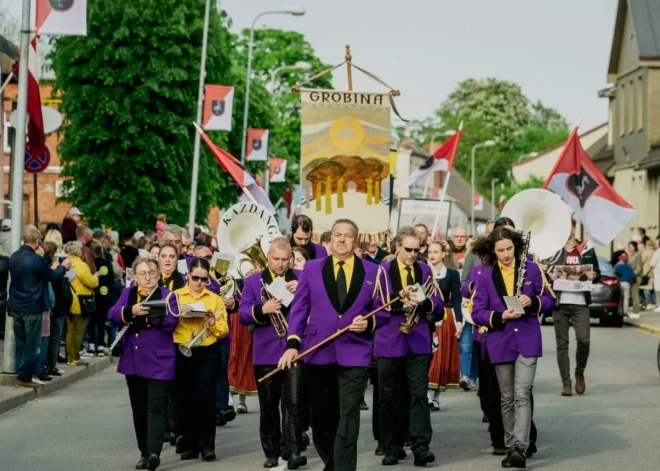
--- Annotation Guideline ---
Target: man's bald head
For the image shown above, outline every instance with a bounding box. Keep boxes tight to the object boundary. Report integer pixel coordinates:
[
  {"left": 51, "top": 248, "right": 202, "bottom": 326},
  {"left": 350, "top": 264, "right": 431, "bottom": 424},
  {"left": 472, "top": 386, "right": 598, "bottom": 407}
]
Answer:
[
  {"left": 452, "top": 226, "right": 468, "bottom": 249},
  {"left": 194, "top": 246, "right": 212, "bottom": 259}
]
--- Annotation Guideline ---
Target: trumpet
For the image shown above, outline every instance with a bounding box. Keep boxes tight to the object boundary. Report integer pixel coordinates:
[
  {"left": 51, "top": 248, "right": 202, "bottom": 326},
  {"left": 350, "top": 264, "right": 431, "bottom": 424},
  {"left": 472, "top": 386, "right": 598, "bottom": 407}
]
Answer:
[
  {"left": 178, "top": 310, "right": 226, "bottom": 358},
  {"left": 398, "top": 281, "right": 433, "bottom": 335},
  {"left": 260, "top": 280, "right": 288, "bottom": 338}
]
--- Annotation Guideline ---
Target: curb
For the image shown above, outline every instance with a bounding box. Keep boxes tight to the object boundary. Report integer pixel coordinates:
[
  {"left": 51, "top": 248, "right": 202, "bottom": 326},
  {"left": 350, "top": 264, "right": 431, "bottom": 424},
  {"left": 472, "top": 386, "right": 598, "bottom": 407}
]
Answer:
[
  {"left": 0, "top": 357, "right": 112, "bottom": 415},
  {"left": 624, "top": 320, "right": 660, "bottom": 336}
]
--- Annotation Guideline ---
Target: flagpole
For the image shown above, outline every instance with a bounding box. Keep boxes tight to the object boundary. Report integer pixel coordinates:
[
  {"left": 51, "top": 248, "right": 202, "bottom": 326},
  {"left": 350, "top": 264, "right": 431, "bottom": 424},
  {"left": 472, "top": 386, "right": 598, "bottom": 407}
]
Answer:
[
  {"left": 4, "top": 0, "right": 31, "bottom": 375},
  {"left": 187, "top": 0, "right": 212, "bottom": 233},
  {"left": 0, "top": 72, "right": 14, "bottom": 95},
  {"left": 431, "top": 171, "right": 451, "bottom": 241},
  {"left": 422, "top": 173, "right": 431, "bottom": 198}
]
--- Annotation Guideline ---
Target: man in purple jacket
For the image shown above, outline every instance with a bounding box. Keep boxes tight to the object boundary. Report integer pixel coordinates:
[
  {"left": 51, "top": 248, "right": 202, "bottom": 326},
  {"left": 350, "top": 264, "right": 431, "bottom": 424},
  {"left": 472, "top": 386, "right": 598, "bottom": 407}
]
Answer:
[
  {"left": 239, "top": 238, "right": 305, "bottom": 470},
  {"left": 289, "top": 215, "right": 327, "bottom": 260},
  {"left": 375, "top": 226, "right": 442, "bottom": 467},
  {"left": 278, "top": 219, "right": 389, "bottom": 471}
]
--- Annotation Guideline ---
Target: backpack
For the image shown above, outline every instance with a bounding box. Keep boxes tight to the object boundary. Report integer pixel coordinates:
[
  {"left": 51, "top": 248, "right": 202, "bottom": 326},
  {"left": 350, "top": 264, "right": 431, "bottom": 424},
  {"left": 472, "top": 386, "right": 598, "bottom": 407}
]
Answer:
[{"left": 52, "top": 277, "right": 74, "bottom": 317}]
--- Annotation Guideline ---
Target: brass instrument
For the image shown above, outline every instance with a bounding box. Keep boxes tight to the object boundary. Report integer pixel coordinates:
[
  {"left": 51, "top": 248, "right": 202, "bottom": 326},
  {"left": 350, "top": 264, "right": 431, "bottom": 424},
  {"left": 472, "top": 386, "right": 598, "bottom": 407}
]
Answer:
[
  {"left": 214, "top": 258, "right": 236, "bottom": 298},
  {"left": 516, "top": 231, "right": 532, "bottom": 296},
  {"left": 260, "top": 280, "right": 289, "bottom": 338},
  {"left": 178, "top": 309, "right": 226, "bottom": 357},
  {"left": 399, "top": 280, "right": 434, "bottom": 335},
  {"left": 237, "top": 236, "right": 268, "bottom": 279}
]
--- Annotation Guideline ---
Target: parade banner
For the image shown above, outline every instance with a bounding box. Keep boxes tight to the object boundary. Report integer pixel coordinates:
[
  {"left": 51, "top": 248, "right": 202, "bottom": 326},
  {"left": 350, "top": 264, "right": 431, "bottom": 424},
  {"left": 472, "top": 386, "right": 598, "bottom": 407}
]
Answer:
[
  {"left": 246, "top": 128, "right": 269, "bottom": 161},
  {"left": 34, "top": 0, "right": 88, "bottom": 36},
  {"left": 397, "top": 198, "right": 452, "bottom": 239},
  {"left": 203, "top": 85, "right": 234, "bottom": 131},
  {"left": 300, "top": 88, "right": 391, "bottom": 239},
  {"left": 269, "top": 158, "right": 287, "bottom": 183}
]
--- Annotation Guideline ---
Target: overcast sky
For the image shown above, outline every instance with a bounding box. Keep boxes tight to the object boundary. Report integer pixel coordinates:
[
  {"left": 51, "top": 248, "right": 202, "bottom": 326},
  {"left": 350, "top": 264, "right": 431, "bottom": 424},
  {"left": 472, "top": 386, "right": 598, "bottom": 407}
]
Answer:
[{"left": 5, "top": 0, "right": 618, "bottom": 131}]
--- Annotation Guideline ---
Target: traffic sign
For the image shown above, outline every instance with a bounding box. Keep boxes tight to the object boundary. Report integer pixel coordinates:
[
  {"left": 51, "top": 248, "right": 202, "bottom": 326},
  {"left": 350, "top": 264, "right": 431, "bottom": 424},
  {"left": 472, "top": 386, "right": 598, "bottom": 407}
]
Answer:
[{"left": 24, "top": 146, "right": 51, "bottom": 173}]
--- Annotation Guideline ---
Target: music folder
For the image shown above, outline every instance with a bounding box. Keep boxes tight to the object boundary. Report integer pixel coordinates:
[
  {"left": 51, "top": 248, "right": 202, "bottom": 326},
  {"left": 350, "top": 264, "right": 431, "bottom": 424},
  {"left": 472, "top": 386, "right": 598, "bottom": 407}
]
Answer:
[{"left": 140, "top": 299, "right": 167, "bottom": 318}]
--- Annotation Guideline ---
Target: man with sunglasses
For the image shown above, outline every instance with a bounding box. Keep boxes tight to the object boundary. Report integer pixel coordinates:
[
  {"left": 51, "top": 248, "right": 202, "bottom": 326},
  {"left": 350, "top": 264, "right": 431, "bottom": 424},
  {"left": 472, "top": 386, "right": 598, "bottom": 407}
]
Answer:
[{"left": 374, "top": 226, "right": 442, "bottom": 467}]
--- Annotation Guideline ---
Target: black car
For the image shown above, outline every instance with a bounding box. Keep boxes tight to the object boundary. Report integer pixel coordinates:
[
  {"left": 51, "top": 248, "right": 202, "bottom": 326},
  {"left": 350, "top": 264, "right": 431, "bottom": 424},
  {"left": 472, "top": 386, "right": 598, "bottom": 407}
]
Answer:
[{"left": 589, "top": 257, "right": 623, "bottom": 327}]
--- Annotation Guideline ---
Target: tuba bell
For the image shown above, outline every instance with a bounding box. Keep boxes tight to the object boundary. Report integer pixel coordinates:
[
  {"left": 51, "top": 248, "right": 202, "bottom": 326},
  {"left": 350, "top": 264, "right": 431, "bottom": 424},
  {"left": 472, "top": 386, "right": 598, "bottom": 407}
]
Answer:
[
  {"left": 500, "top": 188, "right": 572, "bottom": 263},
  {"left": 214, "top": 258, "right": 236, "bottom": 298},
  {"left": 237, "top": 236, "right": 268, "bottom": 279}
]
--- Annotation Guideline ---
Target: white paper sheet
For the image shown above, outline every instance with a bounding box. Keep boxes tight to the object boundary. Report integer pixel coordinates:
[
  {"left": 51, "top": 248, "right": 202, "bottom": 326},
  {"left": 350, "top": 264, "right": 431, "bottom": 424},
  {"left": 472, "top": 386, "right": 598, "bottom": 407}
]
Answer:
[{"left": 265, "top": 277, "right": 294, "bottom": 308}]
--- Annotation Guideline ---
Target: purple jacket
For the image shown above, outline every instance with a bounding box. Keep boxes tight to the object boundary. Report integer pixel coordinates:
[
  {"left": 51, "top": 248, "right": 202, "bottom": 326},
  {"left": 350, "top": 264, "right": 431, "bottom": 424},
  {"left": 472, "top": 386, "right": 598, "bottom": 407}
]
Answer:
[
  {"left": 462, "top": 265, "right": 484, "bottom": 344},
  {"left": 310, "top": 242, "right": 328, "bottom": 260},
  {"left": 471, "top": 261, "right": 556, "bottom": 364},
  {"left": 239, "top": 268, "right": 302, "bottom": 365},
  {"left": 287, "top": 256, "right": 389, "bottom": 367},
  {"left": 374, "top": 261, "right": 443, "bottom": 358},
  {"left": 108, "top": 286, "right": 179, "bottom": 380}
]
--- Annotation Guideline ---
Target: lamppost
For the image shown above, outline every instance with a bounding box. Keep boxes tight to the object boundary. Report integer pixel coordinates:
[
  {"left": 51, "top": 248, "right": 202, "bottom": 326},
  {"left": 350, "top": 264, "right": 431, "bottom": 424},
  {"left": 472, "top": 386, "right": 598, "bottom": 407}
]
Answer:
[
  {"left": 269, "top": 61, "right": 312, "bottom": 94},
  {"left": 240, "top": 7, "right": 306, "bottom": 164},
  {"left": 491, "top": 178, "right": 500, "bottom": 219},
  {"left": 471, "top": 140, "right": 495, "bottom": 235},
  {"left": 517, "top": 151, "right": 539, "bottom": 162}
]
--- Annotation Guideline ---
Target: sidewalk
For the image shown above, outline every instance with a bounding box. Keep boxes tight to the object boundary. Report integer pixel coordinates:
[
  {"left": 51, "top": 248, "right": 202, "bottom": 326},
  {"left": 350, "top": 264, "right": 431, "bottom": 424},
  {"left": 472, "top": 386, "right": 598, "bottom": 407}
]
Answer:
[
  {"left": 0, "top": 339, "right": 113, "bottom": 415},
  {"left": 623, "top": 309, "right": 660, "bottom": 335}
]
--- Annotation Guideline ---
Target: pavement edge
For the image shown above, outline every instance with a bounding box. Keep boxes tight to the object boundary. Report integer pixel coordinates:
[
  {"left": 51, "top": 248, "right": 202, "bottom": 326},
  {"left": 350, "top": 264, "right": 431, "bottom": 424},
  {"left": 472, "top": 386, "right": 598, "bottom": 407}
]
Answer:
[
  {"left": 0, "top": 357, "right": 112, "bottom": 415},
  {"left": 624, "top": 320, "right": 660, "bottom": 336}
]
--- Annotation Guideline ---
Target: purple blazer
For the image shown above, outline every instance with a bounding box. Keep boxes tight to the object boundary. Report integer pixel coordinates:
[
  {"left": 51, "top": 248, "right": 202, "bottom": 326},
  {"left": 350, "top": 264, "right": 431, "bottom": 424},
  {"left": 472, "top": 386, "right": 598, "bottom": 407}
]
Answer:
[
  {"left": 310, "top": 242, "right": 328, "bottom": 260},
  {"left": 471, "top": 261, "right": 556, "bottom": 364},
  {"left": 374, "top": 261, "right": 443, "bottom": 358},
  {"left": 287, "top": 256, "right": 389, "bottom": 367},
  {"left": 462, "top": 265, "right": 484, "bottom": 344},
  {"left": 108, "top": 286, "right": 179, "bottom": 380},
  {"left": 239, "top": 268, "right": 302, "bottom": 365}
]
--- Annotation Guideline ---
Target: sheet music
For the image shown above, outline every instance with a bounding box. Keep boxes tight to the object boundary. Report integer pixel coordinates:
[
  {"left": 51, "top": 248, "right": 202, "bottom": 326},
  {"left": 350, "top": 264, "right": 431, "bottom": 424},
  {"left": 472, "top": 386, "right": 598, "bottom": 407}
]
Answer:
[
  {"left": 181, "top": 302, "right": 208, "bottom": 318},
  {"left": 503, "top": 296, "right": 526, "bottom": 315},
  {"left": 177, "top": 259, "right": 188, "bottom": 274},
  {"left": 212, "top": 252, "right": 235, "bottom": 270},
  {"left": 409, "top": 283, "right": 426, "bottom": 303},
  {"left": 265, "top": 278, "right": 294, "bottom": 307}
]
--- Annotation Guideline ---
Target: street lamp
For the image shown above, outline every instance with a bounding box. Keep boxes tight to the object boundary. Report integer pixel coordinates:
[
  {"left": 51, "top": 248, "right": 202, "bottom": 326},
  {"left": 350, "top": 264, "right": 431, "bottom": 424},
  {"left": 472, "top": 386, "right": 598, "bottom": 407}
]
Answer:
[
  {"left": 471, "top": 140, "right": 495, "bottom": 235},
  {"left": 517, "top": 151, "right": 539, "bottom": 162},
  {"left": 240, "top": 7, "right": 306, "bottom": 164},
  {"left": 491, "top": 178, "right": 500, "bottom": 219},
  {"left": 269, "top": 61, "right": 312, "bottom": 94}
]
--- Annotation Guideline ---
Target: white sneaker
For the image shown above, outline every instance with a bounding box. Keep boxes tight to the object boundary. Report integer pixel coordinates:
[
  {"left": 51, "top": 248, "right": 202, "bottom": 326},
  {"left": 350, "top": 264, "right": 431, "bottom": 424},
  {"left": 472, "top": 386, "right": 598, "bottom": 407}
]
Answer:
[
  {"left": 459, "top": 376, "right": 470, "bottom": 391},
  {"left": 32, "top": 377, "right": 45, "bottom": 385},
  {"left": 627, "top": 313, "right": 641, "bottom": 319},
  {"left": 96, "top": 346, "right": 105, "bottom": 357},
  {"left": 80, "top": 350, "right": 94, "bottom": 358},
  {"left": 653, "top": 306, "right": 660, "bottom": 312}
]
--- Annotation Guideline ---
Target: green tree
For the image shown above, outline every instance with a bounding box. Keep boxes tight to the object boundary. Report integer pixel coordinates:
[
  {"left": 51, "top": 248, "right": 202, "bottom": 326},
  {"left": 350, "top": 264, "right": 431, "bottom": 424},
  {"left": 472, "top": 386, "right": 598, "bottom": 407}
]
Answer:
[{"left": 50, "top": 1, "right": 277, "bottom": 229}]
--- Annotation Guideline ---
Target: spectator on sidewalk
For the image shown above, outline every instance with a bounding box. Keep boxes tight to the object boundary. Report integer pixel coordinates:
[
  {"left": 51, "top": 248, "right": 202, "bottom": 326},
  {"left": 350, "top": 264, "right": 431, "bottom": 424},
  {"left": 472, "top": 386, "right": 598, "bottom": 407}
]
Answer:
[
  {"left": 43, "top": 241, "right": 70, "bottom": 377},
  {"left": 641, "top": 240, "right": 656, "bottom": 309},
  {"left": 76, "top": 226, "right": 97, "bottom": 273},
  {"left": 0, "top": 219, "right": 12, "bottom": 256},
  {"left": 61, "top": 207, "right": 83, "bottom": 244},
  {"left": 9, "top": 225, "right": 71, "bottom": 389},
  {"left": 650, "top": 243, "right": 660, "bottom": 312},
  {"left": 44, "top": 228, "right": 63, "bottom": 251},
  {"left": 0, "top": 247, "right": 8, "bottom": 340},
  {"left": 88, "top": 240, "right": 114, "bottom": 357},
  {"left": 627, "top": 241, "right": 643, "bottom": 314},
  {"left": 120, "top": 230, "right": 139, "bottom": 270},
  {"left": 615, "top": 254, "right": 637, "bottom": 319}
]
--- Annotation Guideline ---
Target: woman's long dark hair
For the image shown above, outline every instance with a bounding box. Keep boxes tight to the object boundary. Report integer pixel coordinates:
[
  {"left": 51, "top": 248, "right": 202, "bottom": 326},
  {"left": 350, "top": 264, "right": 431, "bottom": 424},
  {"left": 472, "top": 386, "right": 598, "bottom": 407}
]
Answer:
[
  {"left": 190, "top": 257, "right": 210, "bottom": 273},
  {"left": 470, "top": 227, "right": 525, "bottom": 267},
  {"left": 493, "top": 217, "right": 515, "bottom": 229}
]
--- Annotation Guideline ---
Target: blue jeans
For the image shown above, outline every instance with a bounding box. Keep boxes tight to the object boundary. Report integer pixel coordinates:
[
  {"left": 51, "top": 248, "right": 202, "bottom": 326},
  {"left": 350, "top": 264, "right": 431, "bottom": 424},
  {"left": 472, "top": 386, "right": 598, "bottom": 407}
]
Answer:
[
  {"left": 35, "top": 336, "right": 49, "bottom": 377},
  {"left": 215, "top": 342, "right": 231, "bottom": 410},
  {"left": 458, "top": 325, "right": 475, "bottom": 381},
  {"left": 643, "top": 290, "right": 653, "bottom": 304},
  {"left": 47, "top": 316, "right": 66, "bottom": 370},
  {"left": 13, "top": 311, "right": 43, "bottom": 382}
]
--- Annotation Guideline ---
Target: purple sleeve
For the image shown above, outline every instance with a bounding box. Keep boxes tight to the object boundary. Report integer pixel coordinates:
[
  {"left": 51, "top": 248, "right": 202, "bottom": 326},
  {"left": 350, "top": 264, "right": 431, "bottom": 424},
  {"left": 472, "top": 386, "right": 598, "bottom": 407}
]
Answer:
[
  {"left": 471, "top": 271, "right": 502, "bottom": 329},
  {"left": 108, "top": 287, "right": 131, "bottom": 327},
  {"left": 286, "top": 270, "right": 311, "bottom": 349},
  {"left": 239, "top": 277, "right": 262, "bottom": 326}
]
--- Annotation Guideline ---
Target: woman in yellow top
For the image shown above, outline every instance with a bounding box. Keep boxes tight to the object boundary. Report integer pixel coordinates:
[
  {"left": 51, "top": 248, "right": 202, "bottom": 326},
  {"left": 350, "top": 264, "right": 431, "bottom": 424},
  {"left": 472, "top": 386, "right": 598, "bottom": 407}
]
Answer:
[
  {"left": 64, "top": 241, "right": 100, "bottom": 366},
  {"left": 174, "top": 257, "right": 229, "bottom": 462}
]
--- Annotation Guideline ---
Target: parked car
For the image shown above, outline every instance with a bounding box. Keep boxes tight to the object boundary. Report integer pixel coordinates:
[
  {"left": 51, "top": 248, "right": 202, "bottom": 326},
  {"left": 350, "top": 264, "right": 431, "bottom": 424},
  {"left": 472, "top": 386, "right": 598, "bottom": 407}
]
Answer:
[
  {"left": 543, "top": 257, "right": 622, "bottom": 327},
  {"left": 589, "top": 257, "right": 623, "bottom": 327}
]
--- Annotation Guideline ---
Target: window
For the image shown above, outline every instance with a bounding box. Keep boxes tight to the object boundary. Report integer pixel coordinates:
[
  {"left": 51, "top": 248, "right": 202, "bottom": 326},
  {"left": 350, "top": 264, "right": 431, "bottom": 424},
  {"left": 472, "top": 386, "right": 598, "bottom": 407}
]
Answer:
[
  {"left": 620, "top": 83, "right": 625, "bottom": 136},
  {"left": 629, "top": 80, "right": 634, "bottom": 134},
  {"left": 638, "top": 75, "right": 644, "bottom": 131}
]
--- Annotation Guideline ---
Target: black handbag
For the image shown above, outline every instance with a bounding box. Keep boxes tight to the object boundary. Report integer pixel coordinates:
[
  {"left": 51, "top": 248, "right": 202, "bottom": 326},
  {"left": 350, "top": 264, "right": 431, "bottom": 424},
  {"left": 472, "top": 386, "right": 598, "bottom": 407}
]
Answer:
[{"left": 71, "top": 285, "right": 97, "bottom": 317}]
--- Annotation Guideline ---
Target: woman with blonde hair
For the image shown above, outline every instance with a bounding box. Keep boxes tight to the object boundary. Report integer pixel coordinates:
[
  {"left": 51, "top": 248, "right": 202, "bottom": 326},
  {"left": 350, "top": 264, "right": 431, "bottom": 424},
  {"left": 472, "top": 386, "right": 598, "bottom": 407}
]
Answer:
[
  {"left": 64, "top": 241, "right": 100, "bottom": 366},
  {"left": 44, "top": 229, "right": 63, "bottom": 252}
]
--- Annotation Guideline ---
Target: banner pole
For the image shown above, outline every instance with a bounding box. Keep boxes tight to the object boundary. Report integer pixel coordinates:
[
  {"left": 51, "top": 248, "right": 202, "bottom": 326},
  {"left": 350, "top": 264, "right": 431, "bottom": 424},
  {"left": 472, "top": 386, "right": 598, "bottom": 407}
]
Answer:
[
  {"left": 345, "top": 45, "right": 353, "bottom": 91},
  {"left": 431, "top": 171, "right": 451, "bottom": 241}
]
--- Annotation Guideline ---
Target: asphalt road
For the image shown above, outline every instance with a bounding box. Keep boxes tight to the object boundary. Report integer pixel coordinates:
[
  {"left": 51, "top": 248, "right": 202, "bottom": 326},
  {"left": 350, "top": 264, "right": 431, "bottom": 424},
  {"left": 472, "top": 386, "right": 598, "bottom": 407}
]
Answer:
[{"left": 1, "top": 325, "right": 659, "bottom": 471}]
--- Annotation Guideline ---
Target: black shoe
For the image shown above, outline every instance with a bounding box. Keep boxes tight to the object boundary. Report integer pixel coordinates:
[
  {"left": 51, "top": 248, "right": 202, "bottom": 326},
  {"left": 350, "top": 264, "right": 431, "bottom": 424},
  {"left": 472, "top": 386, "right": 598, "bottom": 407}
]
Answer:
[
  {"left": 414, "top": 451, "right": 435, "bottom": 466},
  {"left": 175, "top": 436, "right": 184, "bottom": 454},
  {"left": 37, "top": 373, "right": 53, "bottom": 382},
  {"left": 136, "top": 456, "right": 148, "bottom": 470},
  {"left": 215, "top": 411, "right": 227, "bottom": 427},
  {"left": 360, "top": 399, "right": 369, "bottom": 410},
  {"left": 162, "top": 431, "right": 174, "bottom": 444},
  {"left": 404, "top": 438, "right": 411, "bottom": 448},
  {"left": 394, "top": 448, "right": 407, "bottom": 460},
  {"left": 169, "top": 433, "right": 176, "bottom": 446},
  {"left": 202, "top": 449, "right": 216, "bottom": 461},
  {"left": 501, "top": 449, "right": 515, "bottom": 468},
  {"left": 300, "top": 432, "right": 309, "bottom": 451},
  {"left": 382, "top": 454, "right": 398, "bottom": 466},
  {"left": 180, "top": 450, "right": 199, "bottom": 460},
  {"left": 287, "top": 452, "right": 307, "bottom": 470},
  {"left": 492, "top": 448, "right": 507, "bottom": 456},
  {"left": 221, "top": 407, "right": 237, "bottom": 423},
  {"left": 48, "top": 367, "right": 63, "bottom": 377},
  {"left": 375, "top": 446, "right": 385, "bottom": 456},
  {"left": 264, "top": 457, "right": 279, "bottom": 468},
  {"left": 147, "top": 454, "right": 160, "bottom": 471},
  {"left": 509, "top": 447, "right": 526, "bottom": 468},
  {"left": 482, "top": 413, "right": 490, "bottom": 423},
  {"left": 526, "top": 441, "right": 537, "bottom": 459}
]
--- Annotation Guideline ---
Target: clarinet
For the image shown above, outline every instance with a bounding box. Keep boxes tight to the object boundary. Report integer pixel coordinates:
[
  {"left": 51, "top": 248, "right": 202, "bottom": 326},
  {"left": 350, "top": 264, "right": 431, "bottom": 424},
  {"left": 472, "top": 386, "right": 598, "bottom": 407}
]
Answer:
[{"left": 516, "top": 231, "right": 532, "bottom": 296}]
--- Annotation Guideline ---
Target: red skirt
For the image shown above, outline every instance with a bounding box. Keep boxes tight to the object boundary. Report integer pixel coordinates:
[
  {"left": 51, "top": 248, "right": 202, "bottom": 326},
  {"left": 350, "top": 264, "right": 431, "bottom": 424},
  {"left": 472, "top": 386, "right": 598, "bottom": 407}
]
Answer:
[
  {"left": 227, "top": 321, "right": 258, "bottom": 395},
  {"left": 428, "top": 308, "right": 461, "bottom": 391}
]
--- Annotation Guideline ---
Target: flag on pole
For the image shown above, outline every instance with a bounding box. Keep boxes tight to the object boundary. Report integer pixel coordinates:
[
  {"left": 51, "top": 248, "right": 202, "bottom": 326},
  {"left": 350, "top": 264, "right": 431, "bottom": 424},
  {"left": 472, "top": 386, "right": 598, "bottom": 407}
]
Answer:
[
  {"left": 246, "top": 128, "right": 269, "bottom": 161},
  {"left": 203, "top": 85, "right": 234, "bottom": 131},
  {"left": 543, "top": 127, "right": 635, "bottom": 246},
  {"left": 195, "top": 124, "right": 275, "bottom": 213},
  {"left": 35, "top": 0, "right": 88, "bottom": 36},
  {"left": 473, "top": 194, "right": 484, "bottom": 211},
  {"left": 282, "top": 185, "right": 294, "bottom": 219},
  {"left": 269, "top": 158, "right": 287, "bottom": 182},
  {"left": 497, "top": 194, "right": 507, "bottom": 214},
  {"left": 13, "top": 37, "right": 45, "bottom": 158},
  {"left": 404, "top": 129, "right": 463, "bottom": 188}
]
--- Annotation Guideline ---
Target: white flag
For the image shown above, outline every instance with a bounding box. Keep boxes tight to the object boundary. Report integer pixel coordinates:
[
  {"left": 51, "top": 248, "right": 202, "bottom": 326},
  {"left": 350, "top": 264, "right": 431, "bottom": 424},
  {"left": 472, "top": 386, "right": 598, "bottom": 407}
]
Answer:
[
  {"left": 203, "top": 85, "right": 234, "bottom": 131},
  {"left": 269, "top": 158, "right": 287, "bottom": 183},
  {"left": 34, "top": 0, "right": 87, "bottom": 36}
]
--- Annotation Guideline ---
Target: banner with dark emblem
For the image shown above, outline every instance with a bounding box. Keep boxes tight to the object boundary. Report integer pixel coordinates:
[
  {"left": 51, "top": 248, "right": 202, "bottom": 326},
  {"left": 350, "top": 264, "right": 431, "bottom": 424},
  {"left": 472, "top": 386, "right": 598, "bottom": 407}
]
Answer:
[
  {"left": 203, "top": 85, "right": 234, "bottom": 131},
  {"left": 35, "top": 0, "right": 87, "bottom": 36},
  {"left": 269, "top": 158, "right": 287, "bottom": 183},
  {"left": 246, "top": 128, "right": 269, "bottom": 161}
]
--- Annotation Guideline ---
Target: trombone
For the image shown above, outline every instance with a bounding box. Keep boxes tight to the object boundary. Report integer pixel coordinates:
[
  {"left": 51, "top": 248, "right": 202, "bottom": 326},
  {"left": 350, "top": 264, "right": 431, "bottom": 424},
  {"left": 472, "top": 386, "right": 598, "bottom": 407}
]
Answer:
[{"left": 260, "top": 280, "right": 289, "bottom": 338}]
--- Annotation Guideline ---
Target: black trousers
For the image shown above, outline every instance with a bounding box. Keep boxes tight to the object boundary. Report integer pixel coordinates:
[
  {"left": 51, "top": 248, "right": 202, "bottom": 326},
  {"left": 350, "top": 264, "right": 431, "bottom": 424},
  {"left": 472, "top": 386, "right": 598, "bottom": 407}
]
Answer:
[
  {"left": 308, "top": 363, "right": 367, "bottom": 471},
  {"left": 378, "top": 354, "right": 432, "bottom": 456},
  {"left": 254, "top": 365, "right": 298, "bottom": 459},
  {"left": 175, "top": 342, "right": 221, "bottom": 454},
  {"left": 87, "top": 304, "right": 108, "bottom": 348},
  {"left": 475, "top": 342, "right": 489, "bottom": 416},
  {"left": 296, "top": 361, "right": 311, "bottom": 438},
  {"left": 368, "top": 365, "right": 380, "bottom": 443},
  {"left": 125, "top": 375, "right": 173, "bottom": 458}
]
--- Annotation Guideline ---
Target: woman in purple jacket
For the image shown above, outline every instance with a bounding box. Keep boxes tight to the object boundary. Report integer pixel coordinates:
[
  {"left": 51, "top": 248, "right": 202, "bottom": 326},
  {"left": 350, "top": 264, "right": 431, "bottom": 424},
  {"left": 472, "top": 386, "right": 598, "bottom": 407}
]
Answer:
[{"left": 109, "top": 257, "right": 179, "bottom": 471}]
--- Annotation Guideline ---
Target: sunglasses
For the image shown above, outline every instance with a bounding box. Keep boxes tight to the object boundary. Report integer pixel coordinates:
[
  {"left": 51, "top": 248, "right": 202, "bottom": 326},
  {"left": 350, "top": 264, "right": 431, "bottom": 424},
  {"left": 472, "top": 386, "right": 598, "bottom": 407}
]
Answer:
[
  {"left": 190, "top": 275, "right": 209, "bottom": 283},
  {"left": 401, "top": 246, "right": 421, "bottom": 254}
]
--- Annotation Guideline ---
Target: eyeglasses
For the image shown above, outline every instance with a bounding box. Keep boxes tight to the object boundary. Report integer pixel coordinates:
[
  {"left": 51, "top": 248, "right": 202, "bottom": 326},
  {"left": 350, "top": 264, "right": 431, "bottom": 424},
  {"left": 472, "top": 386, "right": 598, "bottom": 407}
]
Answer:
[
  {"left": 136, "top": 270, "right": 157, "bottom": 278},
  {"left": 190, "top": 275, "right": 209, "bottom": 283},
  {"left": 401, "top": 246, "right": 421, "bottom": 254},
  {"left": 165, "top": 239, "right": 182, "bottom": 245}
]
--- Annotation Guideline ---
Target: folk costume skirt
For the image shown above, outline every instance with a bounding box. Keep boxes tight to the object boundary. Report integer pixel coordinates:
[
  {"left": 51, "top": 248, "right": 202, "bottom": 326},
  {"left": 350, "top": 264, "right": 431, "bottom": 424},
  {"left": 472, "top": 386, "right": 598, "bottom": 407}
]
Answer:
[
  {"left": 428, "top": 308, "right": 461, "bottom": 391},
  {"left": 228, "top": 321, "right": 257, "bottom": 395}
]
